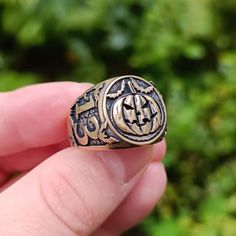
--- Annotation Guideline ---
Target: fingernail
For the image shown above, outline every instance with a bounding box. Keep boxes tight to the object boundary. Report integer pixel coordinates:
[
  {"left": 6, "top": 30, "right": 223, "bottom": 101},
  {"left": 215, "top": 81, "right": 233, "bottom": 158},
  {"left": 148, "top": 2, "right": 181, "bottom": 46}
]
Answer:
[{"left": 98, "top": 146, "right": 154, "bottom": 184}]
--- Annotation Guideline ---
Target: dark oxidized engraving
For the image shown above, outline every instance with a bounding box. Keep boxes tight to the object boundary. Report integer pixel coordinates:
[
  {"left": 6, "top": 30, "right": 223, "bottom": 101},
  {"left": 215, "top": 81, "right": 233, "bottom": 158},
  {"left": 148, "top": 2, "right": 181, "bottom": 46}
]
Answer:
[{"left": 68, "top": 82, "right": 119, "bottom": 147}]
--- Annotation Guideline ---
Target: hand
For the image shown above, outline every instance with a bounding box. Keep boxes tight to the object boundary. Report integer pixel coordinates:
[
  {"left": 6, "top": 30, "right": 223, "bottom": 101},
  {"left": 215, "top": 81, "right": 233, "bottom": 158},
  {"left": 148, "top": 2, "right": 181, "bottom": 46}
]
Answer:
[{"left": 0, "top": 82, "right": 166, "bottom": 236}]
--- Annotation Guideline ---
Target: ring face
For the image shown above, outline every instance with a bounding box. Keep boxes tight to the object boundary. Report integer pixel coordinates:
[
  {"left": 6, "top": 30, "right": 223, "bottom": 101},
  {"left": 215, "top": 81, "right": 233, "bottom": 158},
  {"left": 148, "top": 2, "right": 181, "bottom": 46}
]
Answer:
[
  {"left": 68, "top": 75, "right": 167, "bottom": 149},
  {"left": 104, "top": 76, "right": 166, "bottom": 145}
]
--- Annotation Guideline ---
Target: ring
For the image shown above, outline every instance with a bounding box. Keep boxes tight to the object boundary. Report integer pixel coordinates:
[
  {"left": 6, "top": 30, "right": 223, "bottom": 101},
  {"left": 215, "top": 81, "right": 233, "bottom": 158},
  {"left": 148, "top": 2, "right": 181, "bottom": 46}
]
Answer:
[{"left": 68, "top": 75, "right": 167, "bottom": 149}]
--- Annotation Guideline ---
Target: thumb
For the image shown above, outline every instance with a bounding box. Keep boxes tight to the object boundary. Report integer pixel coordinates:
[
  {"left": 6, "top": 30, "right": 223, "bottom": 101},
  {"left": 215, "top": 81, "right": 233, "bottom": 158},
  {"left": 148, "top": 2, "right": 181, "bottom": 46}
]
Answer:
[{"left": 0, "top": 146, "right": 153, "bottom": 236}]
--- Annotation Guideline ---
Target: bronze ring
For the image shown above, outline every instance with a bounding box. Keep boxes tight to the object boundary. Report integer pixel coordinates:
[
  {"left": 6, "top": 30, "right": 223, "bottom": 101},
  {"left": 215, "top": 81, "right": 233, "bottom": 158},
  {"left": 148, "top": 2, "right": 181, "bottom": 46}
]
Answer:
[{"left": 68, "top": 75, "right": 167, "bottom": 149}]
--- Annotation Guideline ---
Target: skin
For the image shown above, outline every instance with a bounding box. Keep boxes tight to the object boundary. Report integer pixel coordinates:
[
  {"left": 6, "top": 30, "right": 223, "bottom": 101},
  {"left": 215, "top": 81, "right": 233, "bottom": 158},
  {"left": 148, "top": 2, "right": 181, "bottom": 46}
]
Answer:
[{"left": 0, "top": 82, "right": 167, "bottom": 236}]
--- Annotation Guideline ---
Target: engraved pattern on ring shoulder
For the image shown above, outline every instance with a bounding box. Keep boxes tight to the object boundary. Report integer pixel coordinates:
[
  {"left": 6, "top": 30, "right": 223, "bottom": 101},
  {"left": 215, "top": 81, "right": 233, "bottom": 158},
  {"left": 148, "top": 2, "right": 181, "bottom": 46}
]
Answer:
[{"left": 69, "top": 82, "right": 118, "bottom": 147}]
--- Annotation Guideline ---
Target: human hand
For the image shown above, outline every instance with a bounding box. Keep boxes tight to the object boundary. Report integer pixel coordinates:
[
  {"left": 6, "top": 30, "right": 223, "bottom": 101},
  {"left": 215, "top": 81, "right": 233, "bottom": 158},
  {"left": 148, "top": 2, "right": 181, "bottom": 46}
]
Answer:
[{"left": 0, "top": 82, "right": 166, "bottom": 236}]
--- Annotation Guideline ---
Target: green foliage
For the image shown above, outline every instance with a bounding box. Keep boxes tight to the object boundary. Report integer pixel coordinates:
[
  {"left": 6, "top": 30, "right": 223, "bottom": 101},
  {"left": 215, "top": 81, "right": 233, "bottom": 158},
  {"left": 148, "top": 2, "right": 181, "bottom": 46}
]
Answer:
[
  {"left": 0, "top": 71, "right": 39, "bottom": 90},
  {"left": 0, "top": 0, "right": 235, "bottom": 235}
]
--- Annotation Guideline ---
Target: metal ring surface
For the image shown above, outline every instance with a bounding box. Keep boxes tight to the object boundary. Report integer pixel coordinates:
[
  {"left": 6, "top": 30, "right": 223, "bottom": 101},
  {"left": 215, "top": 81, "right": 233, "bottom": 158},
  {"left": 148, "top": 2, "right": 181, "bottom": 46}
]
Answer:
[{"left": 68, "top": 75, "right": 167, "bottom": 149}]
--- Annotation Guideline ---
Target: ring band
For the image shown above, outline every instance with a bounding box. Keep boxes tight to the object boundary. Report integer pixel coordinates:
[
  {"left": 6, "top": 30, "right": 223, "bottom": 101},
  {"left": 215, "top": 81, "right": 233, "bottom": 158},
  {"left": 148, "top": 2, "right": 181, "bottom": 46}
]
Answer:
[{"left": 68, "top": 75, "right": 167, "bottom": 149}]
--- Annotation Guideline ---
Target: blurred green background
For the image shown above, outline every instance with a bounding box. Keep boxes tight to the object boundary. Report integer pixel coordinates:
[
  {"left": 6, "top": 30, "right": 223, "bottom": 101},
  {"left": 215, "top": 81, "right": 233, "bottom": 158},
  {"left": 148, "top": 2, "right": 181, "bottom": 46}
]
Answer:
[{"left": 0, "top": 0, "right": 236, "bottom": 235}]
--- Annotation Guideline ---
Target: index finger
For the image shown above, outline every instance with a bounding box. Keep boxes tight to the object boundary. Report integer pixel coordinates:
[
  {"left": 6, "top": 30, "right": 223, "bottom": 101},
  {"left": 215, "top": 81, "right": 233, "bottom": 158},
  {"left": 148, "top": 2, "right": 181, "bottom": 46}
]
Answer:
[{"left": 0, "top": 82, "right": 91, "bottom": 156}]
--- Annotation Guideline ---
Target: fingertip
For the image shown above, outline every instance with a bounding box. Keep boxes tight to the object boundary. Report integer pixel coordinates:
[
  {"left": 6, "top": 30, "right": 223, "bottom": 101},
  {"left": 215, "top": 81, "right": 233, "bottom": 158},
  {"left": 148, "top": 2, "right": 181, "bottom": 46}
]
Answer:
[
  {"left": 153, "top": 139, "right": 166, "bottom": 162},
  {"left": 98, "top": 162, "right": 167, "bottom": 235},
  {"left": 130, "top": 161, "right": 167, "bottom": 211},
  {"left": 97, "top": 146, "right": 154, "bottom": 184}
]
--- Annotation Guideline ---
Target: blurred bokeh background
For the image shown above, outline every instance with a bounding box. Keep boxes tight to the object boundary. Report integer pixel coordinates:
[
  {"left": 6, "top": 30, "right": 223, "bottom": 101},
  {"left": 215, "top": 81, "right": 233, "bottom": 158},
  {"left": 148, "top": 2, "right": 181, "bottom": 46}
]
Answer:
[{"left": 0, "top": 0, "right": 236, "bottom": 235}]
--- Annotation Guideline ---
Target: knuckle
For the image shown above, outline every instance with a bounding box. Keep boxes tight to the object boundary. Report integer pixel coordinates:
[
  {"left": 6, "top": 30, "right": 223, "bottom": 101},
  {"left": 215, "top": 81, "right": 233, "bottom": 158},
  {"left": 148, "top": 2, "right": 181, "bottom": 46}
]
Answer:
[{"left": 38, "top": 163, "right": 95, "bottom": 235}]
